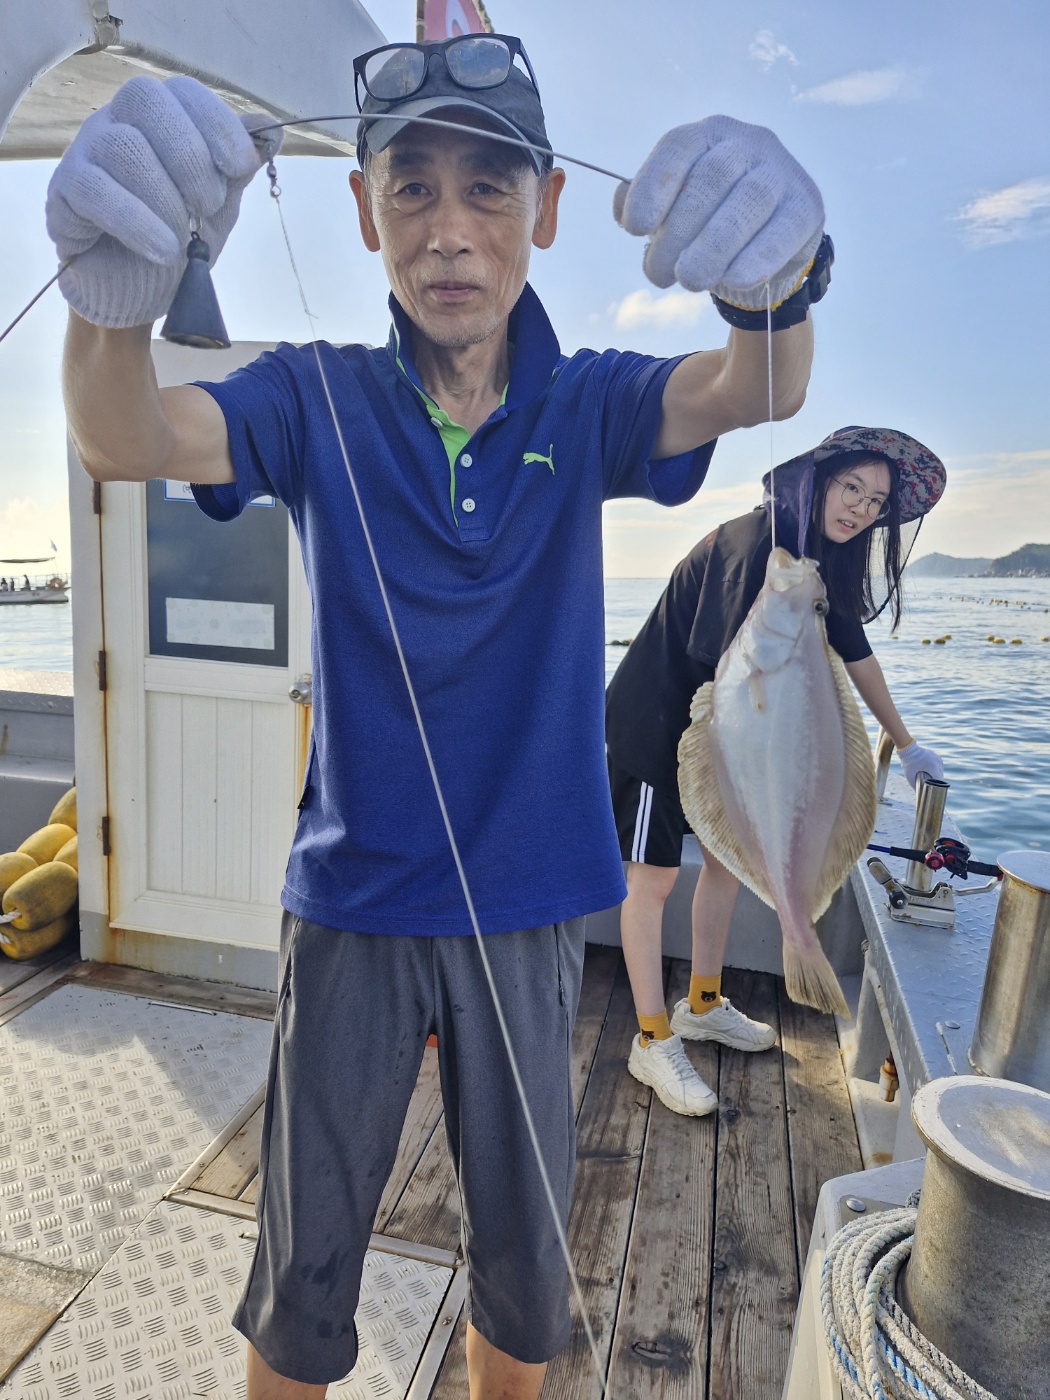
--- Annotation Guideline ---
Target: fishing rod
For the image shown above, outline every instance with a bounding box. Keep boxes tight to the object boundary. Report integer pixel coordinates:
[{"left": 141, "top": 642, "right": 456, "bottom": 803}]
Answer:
[
  {"left": 0, "top": 112, "right": 631, "bottom": 348},
  {"left": 867, "top": 836, "right": 1002, "bottom": 880},
  {"left": 253, "top": 110, "right": 633, "bottom": 183}
]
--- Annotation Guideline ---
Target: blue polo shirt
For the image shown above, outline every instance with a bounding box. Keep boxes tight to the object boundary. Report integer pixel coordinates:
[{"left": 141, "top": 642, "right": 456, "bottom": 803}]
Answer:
[{"left": 194, "top": 283, "right": 715, "bottom": 936}]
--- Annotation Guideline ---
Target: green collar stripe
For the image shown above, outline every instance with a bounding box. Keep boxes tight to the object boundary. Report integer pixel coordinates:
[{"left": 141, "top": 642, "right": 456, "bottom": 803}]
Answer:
[{"left": 393, "top": 325, "right": 509, "bottom": 521}]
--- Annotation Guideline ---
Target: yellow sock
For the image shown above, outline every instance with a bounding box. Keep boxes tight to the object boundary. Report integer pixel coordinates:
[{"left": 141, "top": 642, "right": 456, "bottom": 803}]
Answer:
[
  {"left": 689, "top": 974, "right": 722, "bottom": 1015},
  {"left": 637, "top": 1011, "right": 672, "bottom": 1043}
]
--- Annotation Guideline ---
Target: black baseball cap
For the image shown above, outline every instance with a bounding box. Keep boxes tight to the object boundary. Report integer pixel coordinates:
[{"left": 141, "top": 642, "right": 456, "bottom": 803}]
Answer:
[{"left": 356, "top": 40, "right": 553, "bottom": 174}]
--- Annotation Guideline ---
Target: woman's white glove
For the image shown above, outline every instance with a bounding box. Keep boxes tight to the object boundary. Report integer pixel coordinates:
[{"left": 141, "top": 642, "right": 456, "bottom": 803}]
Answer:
[
  {"left": 897, "top": 741, "right": 945, "bottom": 788},
  {"left": 614, "top": 116, "right": 824, "bottom": 310},
  {"left": 46, "top": 75, "right": 282, "bottom": 330}
]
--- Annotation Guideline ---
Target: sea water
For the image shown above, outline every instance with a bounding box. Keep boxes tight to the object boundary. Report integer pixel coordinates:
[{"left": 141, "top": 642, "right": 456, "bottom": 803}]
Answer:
[
  {"left": 606, "top": 574, "right": 1050, "bottom": 858},
  {"left": 1, "top": 576, "right": 1047, "bottom": 855}
]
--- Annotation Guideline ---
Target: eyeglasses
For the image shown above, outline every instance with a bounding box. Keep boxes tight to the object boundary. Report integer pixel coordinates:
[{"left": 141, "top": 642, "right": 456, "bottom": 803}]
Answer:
[
  {"left": 354, "top": 35, "right": 541, "bottom": 111},
  {"left": 834, "top": 477, "right": 889, "bottom": 520}
]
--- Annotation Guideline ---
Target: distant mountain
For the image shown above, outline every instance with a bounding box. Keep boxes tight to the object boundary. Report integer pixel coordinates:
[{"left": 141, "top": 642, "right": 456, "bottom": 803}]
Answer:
[
  {"left": 908, "top": 544, "right": 1050, "bottom": 578},
  {"left": 982, "top": 543, "right": 1050, "bottom": 577},
  {"left": 908, "top": 552, "right": 992, "bottom": 577}
]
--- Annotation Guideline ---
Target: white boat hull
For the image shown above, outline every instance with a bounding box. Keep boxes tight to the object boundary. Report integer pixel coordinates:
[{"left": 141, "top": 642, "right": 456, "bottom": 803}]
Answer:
[{"left": 0, "top": 588, "right": 69, "bottom": 604}]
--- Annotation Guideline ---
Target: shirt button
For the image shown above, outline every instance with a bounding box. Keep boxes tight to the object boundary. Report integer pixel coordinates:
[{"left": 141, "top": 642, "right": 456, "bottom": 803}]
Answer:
[
  {"left": 429, "top": 416, "right": 442, "bottom": 428},
  {"left": 460, "top": 453, "right": 472, "bottom": 468},
  {"left": 462, "top": 498, "right": 476, "bottom": 513}
]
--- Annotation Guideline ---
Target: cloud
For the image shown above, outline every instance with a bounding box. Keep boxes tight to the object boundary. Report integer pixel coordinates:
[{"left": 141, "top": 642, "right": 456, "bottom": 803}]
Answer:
[
  {"left": 795, "top": 65, "right": 917, "bottom": 106},
  {"left": 603, "top": 483, "right": 761, "bottom": 577},
  {"left": 0, "top": 497, "right": 71, "bottom": 572},
  {"left": 957, "top": 176, "right": 1050, "bottom": 248},
  {"left": 749, "top": 30, "right": 798, "bottom": 71},
  {"left": 917, "top": 450, "right": 1050, "bottom": 558},
  {"left": 607, "top": 288, "right": 709, "bottom": 331}
]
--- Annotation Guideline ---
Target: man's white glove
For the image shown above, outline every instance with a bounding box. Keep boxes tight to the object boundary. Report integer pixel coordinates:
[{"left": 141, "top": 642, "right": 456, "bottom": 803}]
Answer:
[
  {"left": 46, "top": 75, "right": 282, "bottom": 330},
  {"left": 614, "top": 116, "right": 824, "bottom": 310},
  {"left": 897, "top": 741, "right": 946, "bottom": 789}
]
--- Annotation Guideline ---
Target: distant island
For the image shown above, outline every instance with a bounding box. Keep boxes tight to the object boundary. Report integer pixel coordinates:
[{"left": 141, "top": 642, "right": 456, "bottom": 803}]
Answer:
[{"left": 909, "top": 543, "right": 1050, "bottom": 578}]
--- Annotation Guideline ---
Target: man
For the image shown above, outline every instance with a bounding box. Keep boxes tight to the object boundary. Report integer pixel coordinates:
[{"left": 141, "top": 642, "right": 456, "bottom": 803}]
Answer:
[{"left": 50, "top": 33, "right": 826, "bottom": 1400}]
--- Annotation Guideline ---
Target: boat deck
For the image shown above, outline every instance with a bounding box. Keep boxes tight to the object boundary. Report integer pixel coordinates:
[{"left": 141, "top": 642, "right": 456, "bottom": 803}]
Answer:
[{"left": 0, "top": 944, "right": 861, "bottom": 1397}]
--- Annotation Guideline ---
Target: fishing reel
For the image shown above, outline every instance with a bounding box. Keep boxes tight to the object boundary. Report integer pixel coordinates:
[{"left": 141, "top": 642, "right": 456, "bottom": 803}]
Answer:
[
  {"left": 923, "top": 837, "right": 973, "bottom": 879},
  {"left": 923, "top": 837, "right": 1002, "bottom": 882}
]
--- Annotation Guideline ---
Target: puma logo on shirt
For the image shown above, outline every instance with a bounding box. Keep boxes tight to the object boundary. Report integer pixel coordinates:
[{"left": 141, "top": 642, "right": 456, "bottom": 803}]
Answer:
[{"left": 523, "top": 444, "right": 555, "bottom": 474}]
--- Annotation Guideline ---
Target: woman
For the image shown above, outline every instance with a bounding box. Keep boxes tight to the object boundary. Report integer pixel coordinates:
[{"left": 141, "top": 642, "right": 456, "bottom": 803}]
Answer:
[{"left": 605, "top": 426, "right": 947, "bottom": 1116}]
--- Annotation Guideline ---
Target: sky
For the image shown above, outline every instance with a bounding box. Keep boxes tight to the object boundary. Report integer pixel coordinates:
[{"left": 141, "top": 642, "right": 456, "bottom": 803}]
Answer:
[{"left": 1, "top": 0, "right": 1048, "bottom": 575}]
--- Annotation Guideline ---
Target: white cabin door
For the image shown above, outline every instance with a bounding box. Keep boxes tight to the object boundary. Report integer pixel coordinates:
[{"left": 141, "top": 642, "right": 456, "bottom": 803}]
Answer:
[{"left": 100, "top": 342, "right": 310, "bottom": 958}]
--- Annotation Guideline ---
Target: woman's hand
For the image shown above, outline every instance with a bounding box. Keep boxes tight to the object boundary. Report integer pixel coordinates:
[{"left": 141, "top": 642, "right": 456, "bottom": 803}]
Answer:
[{"left": 897, "top": 740, "right": 945, "bottom": 788}]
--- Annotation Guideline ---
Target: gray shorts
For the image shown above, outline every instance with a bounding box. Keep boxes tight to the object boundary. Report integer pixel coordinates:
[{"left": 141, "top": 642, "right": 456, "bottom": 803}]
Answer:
[{"left": 233, "top": 911, "right": 586, "bottom": 1386}]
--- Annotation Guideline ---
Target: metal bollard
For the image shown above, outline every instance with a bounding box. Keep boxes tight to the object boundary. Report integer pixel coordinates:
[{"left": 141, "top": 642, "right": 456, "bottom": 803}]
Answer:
[
  {"left": 898, "top": 1076, "right": 1050, "bottom": 1400},
  {"left": 903, "top": 775, "right": 949, "bottom": 893},
  {"left": 970, "top": 850, "right": 1050, "bottom": 1092},
  {"left": 873, "top": 726, "right": 895, "bottom": 802}
]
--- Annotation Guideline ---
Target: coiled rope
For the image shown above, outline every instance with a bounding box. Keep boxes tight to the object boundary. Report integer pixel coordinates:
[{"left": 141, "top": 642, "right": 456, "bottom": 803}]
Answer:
[{"left": 820, "top": 1200, "right": 999, "bottom": 1400}]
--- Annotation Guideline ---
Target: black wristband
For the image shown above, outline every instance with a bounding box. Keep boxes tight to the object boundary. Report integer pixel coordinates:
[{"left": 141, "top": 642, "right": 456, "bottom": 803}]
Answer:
[{"left": 712, "top": 233, "right": 834, "bottom": 332}]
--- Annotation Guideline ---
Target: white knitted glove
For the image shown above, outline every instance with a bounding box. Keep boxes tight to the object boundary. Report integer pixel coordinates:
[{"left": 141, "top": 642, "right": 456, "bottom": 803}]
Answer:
[
  {"left": 897, "top": 741, "right": 945, "bottom": 789},
  {"left": 46, "top": 75, "right": 282, "bottom": 329},
  {"left": 614, "top": 116, "right": 824, "bottom": 310}
]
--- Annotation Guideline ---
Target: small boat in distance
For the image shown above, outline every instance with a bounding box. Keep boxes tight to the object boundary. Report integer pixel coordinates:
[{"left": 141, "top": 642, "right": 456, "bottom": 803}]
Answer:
[{"left": 0, "top": 554, "right": 69, "bottom": 605}]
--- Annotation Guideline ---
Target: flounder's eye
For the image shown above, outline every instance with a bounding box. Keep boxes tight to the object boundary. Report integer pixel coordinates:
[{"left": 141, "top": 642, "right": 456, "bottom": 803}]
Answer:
[{"left": 814, "top": 599, "right": 828, "bottom": 615}]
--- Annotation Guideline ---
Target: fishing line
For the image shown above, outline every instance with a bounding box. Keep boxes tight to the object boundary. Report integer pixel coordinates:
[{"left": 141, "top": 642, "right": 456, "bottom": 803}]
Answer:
[
  {"left": 0, "top": 266, "right": 66, "bottom": 346},
  {"left": 254, "top": 110, "right": 632, "bottom": 184},
  {"left": 0, "top": 114, "right": 627, "bottom": 349},
  {"left": 766, "top": 279, "right": 777, "bottom": 552},
  {"left": 265, "top": 164, "right": 609, "bottom": 1397}
]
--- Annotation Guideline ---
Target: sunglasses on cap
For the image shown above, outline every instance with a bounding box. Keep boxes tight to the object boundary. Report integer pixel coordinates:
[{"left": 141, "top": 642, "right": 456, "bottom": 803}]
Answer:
[{"left": 354, "top": 34, "right": 542, "bottom": 109}]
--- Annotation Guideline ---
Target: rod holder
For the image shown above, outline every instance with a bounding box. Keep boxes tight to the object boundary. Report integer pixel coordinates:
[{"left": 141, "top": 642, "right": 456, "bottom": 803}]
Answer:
[
  {"left": 904, "top": 776, "right": 949, "bottom": 893},
  {"left": 873, "top": 726, "right": 895, "bottom": 801},
  {"left": 899, "top": 1077, "right": 1050, "bottom": 1399},
  {"left": 970, "top": 850, "right": 1050, "bottom": 1092}
]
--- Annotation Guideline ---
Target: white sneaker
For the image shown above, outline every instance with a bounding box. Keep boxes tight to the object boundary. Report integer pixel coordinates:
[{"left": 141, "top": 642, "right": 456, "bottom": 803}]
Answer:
[
  {"left": 627, "top": 1034, "right": 718, "bottom": 1117},
  {"left": 670, "top": 996, "right": 776, "bottom": 1051}
]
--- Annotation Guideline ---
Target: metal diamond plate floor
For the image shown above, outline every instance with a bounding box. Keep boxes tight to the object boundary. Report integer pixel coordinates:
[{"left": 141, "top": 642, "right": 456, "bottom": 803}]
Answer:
[
  {"left": 0, "top": 985, "right": 271, "bottom": 1272},
  {"left": 1, "top": 1200, "right": 454, "bottom": 1399}
]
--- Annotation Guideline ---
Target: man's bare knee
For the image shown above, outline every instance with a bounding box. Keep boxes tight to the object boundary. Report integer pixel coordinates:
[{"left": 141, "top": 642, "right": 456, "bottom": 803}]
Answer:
[
  {"left": 465, "top": 1323, "right": 548, "bottom": 1400},
  {"left": 246, "top": 1343, "right": 328, "bottom": 1399}
]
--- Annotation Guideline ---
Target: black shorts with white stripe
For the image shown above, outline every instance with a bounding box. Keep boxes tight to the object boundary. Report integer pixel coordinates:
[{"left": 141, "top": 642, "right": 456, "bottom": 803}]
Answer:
[{"left": 607, "top": 757, "right": 690, "bottom": 868}]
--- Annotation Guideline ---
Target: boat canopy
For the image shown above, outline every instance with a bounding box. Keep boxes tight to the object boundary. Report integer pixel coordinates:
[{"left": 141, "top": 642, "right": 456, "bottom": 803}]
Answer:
[{"left": 0, "top": 0, "right": 386, "bottom": 161}]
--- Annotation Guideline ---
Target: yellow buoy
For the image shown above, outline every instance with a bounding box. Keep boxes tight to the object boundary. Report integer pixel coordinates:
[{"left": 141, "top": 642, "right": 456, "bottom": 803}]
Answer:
[
  {"left": 47, "top": 787, "right": 76, "bottom": 832},
  {"left": 943, "top": 634, "right": 952, "bottom": 640},
  {"left": 54, "top": 835, "right": 78, "bottom": 872},
  {"left": 0, "top": 852, "right": 36, "bottom": 898},
  {"left": 921, "top": 638, "right": 931, "bottom": 644},
  {"left": 0, "top": 910, "right": 76, "bottom": 962},
  {"left": 1011, "top": 638, "right": 1022, "bottom": 644},
  {"left": 986, "top": 635, "right": 996, "bottom": 641},
  {"left": 934, "top": 638, "right": 946, "bottom": 644},
  {"left": 2, "top": 861, "right": 78, "bottom": 932},
  {"left": 994, "top": 638, "right": 1006, "bottom": 644},
  {"left": 17, "top": 823, "right": 76, "bottom": 865},
  {"left": 1042, "top": 636, "right": 1049, "bottom": 642}
]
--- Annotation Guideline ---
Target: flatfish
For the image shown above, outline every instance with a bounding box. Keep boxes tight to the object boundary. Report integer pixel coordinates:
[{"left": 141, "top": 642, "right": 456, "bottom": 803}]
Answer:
[{"left": 677, "top": 547, "right": 876, "bottom": 1016}]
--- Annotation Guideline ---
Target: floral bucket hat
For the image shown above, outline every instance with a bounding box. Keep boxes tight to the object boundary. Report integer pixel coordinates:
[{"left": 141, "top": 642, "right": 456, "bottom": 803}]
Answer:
[
  {"left": 808, "top": 425, "right": 946, "bottom": 523},
  {"left": 763, "top": 424, "right": 947, "bottom": 553}
]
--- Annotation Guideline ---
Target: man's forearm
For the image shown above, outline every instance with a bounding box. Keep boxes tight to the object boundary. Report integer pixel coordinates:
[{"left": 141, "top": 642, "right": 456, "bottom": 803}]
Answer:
[
  {"left": 719, "top": 317, "right": 814, "bottom": 427},
  {"left": 655, "top": 315, "right": 814, "bottom": 456},
  {"left": 64, "top": 312, "right": 176, "bottom": 481}
]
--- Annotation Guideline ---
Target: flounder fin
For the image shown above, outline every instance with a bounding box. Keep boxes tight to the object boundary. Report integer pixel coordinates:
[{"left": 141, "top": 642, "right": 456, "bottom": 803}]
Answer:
[
  {"left": 783, "top": 935, "right": 851, "bottom": 1018},
  {"left": 678, "top": 682, "right": 770, "bottom": 903},
  {"left": 811, "top": 651, "right": 879, "bottom": 921}
]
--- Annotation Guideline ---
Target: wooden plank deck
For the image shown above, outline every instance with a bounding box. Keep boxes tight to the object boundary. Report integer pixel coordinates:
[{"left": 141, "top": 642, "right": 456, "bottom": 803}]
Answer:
[{"left": 184, "top": 944, "right": 862, "bottom": 1398}]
